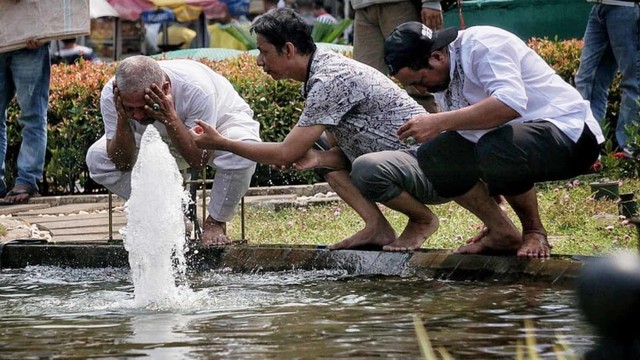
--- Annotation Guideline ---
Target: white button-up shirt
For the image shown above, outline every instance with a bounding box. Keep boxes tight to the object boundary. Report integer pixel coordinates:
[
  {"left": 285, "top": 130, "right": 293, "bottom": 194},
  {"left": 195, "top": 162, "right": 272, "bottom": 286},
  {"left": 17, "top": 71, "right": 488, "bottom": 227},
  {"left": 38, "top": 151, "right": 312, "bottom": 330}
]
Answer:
[{"left": 435, "top": 26, "right": 605, "bottom": 144}]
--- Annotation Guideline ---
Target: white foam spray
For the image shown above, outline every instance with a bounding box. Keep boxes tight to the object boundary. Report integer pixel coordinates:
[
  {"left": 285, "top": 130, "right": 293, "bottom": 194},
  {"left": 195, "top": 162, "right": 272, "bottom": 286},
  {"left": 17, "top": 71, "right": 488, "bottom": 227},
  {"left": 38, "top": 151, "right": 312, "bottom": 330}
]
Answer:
[{"left": 123, "top": 126, "right": 193, "bottom": 308}]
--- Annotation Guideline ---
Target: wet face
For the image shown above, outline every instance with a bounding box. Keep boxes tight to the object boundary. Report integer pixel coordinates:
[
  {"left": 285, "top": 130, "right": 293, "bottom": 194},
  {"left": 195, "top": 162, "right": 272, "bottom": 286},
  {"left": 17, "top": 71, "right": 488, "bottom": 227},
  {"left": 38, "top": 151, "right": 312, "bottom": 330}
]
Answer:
[
  {"left": 255, "top": 34, "right": 290, "bottom": 80},
  {"left": 393, "top": 54, "right": 450, "bottom": 94},
  {"left": 119, "top": 90, "right": 155, "bottom": 126}
]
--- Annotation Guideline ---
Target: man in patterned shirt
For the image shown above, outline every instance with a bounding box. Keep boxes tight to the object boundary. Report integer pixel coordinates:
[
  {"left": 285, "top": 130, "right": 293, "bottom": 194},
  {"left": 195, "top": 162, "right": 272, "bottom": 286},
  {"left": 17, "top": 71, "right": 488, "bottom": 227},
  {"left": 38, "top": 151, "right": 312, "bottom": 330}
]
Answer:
[{"left": 192, "top": 8, "right": 448, "bottom": 251}]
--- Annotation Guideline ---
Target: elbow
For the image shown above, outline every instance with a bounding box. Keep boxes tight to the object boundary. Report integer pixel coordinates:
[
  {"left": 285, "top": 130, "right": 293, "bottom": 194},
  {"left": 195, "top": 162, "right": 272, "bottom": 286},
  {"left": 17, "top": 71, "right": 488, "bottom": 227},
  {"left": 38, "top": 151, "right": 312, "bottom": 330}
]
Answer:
[{"left": 274, "top": 155, "right": 298, "bottom": 168}]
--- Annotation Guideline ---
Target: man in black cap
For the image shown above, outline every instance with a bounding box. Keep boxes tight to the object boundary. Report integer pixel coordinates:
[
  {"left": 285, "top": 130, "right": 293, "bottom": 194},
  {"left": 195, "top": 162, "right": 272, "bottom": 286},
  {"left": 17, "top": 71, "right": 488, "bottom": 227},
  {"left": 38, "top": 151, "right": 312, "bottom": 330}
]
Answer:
[{"left": 384, "top": 22, "right": 605, "bottom": 258}]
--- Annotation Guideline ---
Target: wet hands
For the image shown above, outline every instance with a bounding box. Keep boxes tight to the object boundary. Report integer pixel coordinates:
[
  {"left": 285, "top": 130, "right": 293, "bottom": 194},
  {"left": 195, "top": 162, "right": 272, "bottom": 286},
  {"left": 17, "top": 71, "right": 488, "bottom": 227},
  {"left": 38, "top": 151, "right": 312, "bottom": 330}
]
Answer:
[
  {"left": 190, "top": 119, "right": 224, "bottom": 150},
  {"left": 145, "top": 84, "right": 177, "bottom": 126}
]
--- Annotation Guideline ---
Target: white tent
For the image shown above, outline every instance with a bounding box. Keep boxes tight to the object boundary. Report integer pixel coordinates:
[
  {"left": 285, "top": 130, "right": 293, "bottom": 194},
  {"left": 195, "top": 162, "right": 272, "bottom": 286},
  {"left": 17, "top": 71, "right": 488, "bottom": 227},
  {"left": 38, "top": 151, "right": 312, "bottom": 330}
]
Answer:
[
  {"left": 88, "top": 0, "right": 122, "bottom": 61},
  {"left": 90, "top": 0, "right": 119, "bottom": 18}
]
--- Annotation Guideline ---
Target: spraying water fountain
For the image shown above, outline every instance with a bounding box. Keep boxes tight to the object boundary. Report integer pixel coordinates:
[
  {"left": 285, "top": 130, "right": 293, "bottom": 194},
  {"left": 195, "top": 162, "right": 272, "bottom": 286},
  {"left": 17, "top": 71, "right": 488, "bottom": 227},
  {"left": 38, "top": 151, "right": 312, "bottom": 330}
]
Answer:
[{"left": 123, "top": 126, "right": 193, "bottom": 308}]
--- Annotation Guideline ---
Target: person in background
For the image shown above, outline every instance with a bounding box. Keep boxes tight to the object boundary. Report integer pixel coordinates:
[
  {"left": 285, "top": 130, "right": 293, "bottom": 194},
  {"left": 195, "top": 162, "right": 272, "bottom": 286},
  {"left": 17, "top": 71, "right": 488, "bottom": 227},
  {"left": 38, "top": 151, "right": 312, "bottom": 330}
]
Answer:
[
  {"left": 192, "top": 9, "right": 448, "bottom": 251},
  {"left": 52, "top": 37, "right": 103, "bottom": 65},
  {"left": 384, "top": 22, "right": 604, "bottom": 258},
  {"left": 86, "top": 56, "right": 261, "bottom": 245},
  {"left": 574, "top": 0, "right": 639, "bottom": 152},
  {"left": 312, "top": 0, "right": 337, "bottom": 24},
  {"left": 0, "top": 38, "right": 50, "bottom": 204},
  {"left": 351, "top": 0, "right": 444, "bottom": 113}
]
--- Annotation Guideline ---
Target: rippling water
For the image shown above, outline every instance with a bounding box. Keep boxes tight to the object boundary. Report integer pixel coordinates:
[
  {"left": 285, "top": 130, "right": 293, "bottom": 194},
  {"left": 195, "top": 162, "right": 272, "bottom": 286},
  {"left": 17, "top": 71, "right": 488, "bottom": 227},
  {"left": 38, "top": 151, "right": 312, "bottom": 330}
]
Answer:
[{"left": 0, "top": 266, "right": 595, "bottom": 359}]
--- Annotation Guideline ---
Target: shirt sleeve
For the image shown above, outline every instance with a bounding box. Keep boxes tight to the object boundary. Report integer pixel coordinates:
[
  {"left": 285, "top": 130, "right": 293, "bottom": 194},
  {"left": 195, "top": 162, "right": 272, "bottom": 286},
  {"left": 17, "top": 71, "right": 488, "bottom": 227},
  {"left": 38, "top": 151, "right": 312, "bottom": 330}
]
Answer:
[
  {"left": 298, "top": 76, "right": 366, "bottom": 127},
  {"left": 465, "top": 39, "right": 528, "bottom": 116},
  {"left": 100, "top": 79, "right": 118, "bottom": 140}
]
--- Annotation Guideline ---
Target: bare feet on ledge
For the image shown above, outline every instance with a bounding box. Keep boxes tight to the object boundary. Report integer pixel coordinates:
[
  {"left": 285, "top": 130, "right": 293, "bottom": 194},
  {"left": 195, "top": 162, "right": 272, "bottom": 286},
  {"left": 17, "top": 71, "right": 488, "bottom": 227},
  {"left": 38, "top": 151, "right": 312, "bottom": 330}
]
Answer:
[
  {"left": 201, "top": 216, "right": 233, "bottom": 246},
  {"left": 517, "top": 230, "right": 552, "bottom": 259},
  {"left": 383, "top": 217, "right": 439, "bottom": 252},
  {"left": 457, "top": 227, "right": 552, "bottom": 258},
  {"left": 454, "top": 227, "right": 522, "bottom": 256},
  {"left": 328, "top": 221, "right": 396, "bottom": 250}
]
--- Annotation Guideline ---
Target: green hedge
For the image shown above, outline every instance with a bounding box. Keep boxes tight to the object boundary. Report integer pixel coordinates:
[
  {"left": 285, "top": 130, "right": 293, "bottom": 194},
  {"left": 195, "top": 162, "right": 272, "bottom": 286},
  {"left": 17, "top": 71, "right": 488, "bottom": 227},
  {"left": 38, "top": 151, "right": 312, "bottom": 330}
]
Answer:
[{"left": 4, "top": 39, "right": 623, "bottom": 195}]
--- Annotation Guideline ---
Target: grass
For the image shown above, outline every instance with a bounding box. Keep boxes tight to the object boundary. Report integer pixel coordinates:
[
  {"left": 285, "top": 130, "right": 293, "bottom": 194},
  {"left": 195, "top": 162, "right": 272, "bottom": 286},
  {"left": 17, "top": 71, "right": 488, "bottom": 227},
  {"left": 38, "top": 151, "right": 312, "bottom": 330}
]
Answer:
[{"left": 225, "top": 176, "right": 640, "bottom": 257}]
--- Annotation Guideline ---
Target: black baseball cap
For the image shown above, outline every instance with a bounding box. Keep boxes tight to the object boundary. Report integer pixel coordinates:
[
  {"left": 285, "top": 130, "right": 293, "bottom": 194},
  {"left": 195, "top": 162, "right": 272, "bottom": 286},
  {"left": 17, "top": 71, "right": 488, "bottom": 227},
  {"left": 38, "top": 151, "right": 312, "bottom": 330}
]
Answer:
[{"left": 384, "top": 22, "right": 458, "bottom": 75}]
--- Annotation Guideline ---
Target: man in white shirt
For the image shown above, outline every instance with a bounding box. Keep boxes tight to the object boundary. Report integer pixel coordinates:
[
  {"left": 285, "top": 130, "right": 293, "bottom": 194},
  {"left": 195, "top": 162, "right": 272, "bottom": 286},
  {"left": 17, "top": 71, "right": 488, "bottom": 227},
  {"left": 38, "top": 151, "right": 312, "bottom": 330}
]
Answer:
[
  {"left": 383, "top": 23, "right": 605, "bottom": 258},
  {"left": 86, "top": 56, "right": 261, "bottom": 245}
]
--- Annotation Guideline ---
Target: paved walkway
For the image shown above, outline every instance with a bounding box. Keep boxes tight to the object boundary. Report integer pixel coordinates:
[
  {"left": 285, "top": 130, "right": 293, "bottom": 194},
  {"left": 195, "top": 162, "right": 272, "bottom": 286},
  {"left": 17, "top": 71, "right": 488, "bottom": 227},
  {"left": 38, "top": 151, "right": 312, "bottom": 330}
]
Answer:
[{"left": 0, "top": 183, "right": 338, "bottom": 244}]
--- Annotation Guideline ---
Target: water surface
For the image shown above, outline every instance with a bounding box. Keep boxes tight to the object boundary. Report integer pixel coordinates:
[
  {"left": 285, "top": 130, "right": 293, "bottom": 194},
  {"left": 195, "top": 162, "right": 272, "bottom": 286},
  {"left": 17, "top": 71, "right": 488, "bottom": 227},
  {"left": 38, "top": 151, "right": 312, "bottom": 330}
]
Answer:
[{"left": 0, "top": 267, "right": 594, "bottom": 359}]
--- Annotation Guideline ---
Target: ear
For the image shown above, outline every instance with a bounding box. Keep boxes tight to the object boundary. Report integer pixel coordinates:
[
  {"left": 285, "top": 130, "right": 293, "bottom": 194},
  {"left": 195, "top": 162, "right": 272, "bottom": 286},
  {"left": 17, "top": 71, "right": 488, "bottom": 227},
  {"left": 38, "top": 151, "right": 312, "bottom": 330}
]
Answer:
[
  {"left": 430, "top": 50, "right": 448, "bottom": 65},
  {"left": 162, "top": 79, "right": 171, "bottom": 94},
  {"left": 283, "top": 42, "right": 297, "bottom": 59}
]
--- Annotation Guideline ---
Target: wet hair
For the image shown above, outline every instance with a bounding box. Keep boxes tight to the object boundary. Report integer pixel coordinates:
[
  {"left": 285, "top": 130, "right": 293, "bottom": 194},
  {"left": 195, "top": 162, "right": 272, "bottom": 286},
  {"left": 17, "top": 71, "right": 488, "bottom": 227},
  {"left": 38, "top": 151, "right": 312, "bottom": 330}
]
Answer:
[
  {"left": 250, "top": 8, "right": 316, "bottom": 55},
  {"left": 115, "top": 55, "right": 164, "bottom": 94}
]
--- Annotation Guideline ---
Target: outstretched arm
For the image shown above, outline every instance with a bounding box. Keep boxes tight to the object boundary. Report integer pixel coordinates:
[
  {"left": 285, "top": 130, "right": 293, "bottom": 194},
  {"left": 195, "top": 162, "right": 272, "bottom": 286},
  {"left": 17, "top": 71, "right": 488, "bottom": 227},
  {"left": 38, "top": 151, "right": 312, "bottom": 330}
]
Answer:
[
  {"left": 293, "top": 147, "right": 349, "bottom": 171},
  {"left": 191, "top": 119, "right": 326, "bottom": 167}
]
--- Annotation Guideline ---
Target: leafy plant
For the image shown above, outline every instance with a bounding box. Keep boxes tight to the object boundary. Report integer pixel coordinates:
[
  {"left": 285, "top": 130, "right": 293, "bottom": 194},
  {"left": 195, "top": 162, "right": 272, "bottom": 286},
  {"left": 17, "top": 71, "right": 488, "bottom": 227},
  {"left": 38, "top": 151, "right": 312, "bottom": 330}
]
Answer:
[
  {"left": 311, "top": 19, "right": 352, "bottom": 44},
  {"left": 222, "top": 22, "right": 257, "bottom": 50}
]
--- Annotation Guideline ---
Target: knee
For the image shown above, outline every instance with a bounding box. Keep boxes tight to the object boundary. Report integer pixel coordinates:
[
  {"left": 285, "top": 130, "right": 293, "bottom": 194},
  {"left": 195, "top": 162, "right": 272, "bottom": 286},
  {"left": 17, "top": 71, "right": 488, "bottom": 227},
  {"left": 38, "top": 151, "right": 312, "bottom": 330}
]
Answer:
[
  {"left": 475, "top": 132, "right": 518, "bottom": 171},
  {"left": 350, "top": 155, "right": 380, "bottom": 190},
  {"left": 85, "top": 141, "right": 104, "bottom": 174},
  {"left": 85, "top": 138, "right": 116, "bottom": 176}
]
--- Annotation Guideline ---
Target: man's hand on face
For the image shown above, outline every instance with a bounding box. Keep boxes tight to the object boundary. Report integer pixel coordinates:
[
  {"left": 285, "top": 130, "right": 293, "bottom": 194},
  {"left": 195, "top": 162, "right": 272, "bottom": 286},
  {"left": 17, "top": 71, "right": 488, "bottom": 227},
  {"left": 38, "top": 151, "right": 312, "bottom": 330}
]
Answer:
[
  {"left": 113, "top": 84, "right": 129, "bottom": 124},
  {"left": 144, "top": 83, "right": 178, "bottom": 128}
]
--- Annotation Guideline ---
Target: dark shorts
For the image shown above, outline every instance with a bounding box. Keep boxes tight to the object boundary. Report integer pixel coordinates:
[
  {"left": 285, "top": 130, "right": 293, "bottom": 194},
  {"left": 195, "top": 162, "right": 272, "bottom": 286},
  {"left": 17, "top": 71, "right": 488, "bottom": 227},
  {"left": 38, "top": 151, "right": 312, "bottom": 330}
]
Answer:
[{"left": 417, "top": 121, "right": 601, "bottom": 197}]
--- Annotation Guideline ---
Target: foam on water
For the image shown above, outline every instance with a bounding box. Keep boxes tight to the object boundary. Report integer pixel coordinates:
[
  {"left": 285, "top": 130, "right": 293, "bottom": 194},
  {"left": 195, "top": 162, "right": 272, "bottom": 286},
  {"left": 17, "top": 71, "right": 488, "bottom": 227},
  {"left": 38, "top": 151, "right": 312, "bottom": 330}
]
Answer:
[{"left": 123, "top": 126, "right": 194, "bottom": 308}]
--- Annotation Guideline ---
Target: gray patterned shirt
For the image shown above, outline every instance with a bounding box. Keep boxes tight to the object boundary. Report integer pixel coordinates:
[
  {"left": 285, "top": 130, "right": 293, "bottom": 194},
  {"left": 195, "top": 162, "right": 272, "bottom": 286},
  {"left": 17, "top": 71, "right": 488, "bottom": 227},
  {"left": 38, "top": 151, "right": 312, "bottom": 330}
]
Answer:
[{"left": 298, "top": 50, "right": 425, "bottom": 162}]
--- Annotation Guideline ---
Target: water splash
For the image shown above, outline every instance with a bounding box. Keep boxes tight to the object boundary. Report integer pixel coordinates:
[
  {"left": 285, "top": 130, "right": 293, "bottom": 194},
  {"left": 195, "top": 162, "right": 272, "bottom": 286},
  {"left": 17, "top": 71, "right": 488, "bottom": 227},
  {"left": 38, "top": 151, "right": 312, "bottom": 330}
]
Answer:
[{"left": 123, "top": 126, "right": 193, "bottom": 308}]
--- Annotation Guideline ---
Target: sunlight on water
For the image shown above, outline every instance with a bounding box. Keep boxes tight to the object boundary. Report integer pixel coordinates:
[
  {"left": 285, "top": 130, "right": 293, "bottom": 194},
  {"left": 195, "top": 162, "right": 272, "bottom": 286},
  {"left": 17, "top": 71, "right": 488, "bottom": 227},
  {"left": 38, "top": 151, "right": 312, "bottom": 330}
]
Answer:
[{"left": 123, "top": 126, "right": 194, "bottom": 308}]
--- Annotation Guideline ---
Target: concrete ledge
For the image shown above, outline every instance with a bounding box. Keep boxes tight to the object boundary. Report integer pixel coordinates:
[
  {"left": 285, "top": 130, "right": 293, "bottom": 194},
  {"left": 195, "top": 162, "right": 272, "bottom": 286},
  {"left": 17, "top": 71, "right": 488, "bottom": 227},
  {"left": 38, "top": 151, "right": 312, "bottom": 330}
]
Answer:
[{"left": 0, "top": 243, "right": 589, "bottom": 285}]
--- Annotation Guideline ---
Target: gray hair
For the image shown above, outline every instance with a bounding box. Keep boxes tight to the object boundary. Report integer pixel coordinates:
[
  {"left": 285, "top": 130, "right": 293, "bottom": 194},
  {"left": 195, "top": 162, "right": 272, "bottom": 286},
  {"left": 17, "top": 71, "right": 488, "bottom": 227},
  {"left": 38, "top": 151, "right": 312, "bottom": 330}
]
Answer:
[{"left": 115, "top": 55, "right": 164, "bottom": 93}]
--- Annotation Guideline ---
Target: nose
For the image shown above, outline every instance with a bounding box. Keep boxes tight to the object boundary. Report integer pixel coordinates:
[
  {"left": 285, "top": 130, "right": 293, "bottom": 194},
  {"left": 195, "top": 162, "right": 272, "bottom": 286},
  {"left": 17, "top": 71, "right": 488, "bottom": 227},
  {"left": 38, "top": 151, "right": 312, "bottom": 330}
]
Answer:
[
  {"left": 256, "top": 54, "right": 265, "bottom": 67},
  {"left": 132, "top": 108, "right": 146, "bottom": 121}
]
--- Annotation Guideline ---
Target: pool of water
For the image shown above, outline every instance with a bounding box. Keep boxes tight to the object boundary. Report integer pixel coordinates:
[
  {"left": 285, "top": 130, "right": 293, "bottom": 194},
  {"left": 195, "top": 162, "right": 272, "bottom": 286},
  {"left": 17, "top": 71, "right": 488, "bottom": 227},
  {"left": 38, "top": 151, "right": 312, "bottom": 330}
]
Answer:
[{"left": 0, "top": 266, "right": 595, "bottom": 359}]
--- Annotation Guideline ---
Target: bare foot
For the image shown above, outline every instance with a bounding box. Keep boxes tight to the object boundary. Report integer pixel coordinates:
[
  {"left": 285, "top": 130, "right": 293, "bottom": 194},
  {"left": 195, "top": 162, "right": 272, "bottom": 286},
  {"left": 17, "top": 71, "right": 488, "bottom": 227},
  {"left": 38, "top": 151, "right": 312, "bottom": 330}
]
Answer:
[
  {"left": 383, "top": 217, "right": 439, "bottom": 252},
  {"left": 329, "top": 221, "right": 396, "bottom": 250},
  {"left": 517, "top": 230, "right": 552, "bottom": 259},
  {"left": 455, "top": 228, "right": 522, "bottom": 255},
  {"left": 466, "top": 226, "right": 489, "bottom": 244},
  {"left": 202, "top": 216, "right": 232, "bottom": 246}
]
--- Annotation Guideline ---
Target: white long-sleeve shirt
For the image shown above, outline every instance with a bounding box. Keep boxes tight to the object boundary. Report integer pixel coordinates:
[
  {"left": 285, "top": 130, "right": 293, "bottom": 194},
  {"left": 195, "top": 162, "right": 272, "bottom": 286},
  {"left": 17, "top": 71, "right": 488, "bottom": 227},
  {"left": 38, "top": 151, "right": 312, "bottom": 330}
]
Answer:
[{"left": 436, "top": 26, "right": 605, "bottom": 144}]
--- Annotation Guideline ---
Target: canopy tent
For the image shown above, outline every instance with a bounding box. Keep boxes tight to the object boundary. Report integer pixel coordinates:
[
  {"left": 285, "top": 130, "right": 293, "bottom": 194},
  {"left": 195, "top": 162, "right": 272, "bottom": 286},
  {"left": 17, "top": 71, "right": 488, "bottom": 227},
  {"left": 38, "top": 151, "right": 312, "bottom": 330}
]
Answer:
[
  {"left": 107, "top": 0, "right": 247, "bottom": 21},
  {"left": 87, "top": 0, "right": 125, "bottom": 61},
  {"left": 90, "top": 0, "right": 120, "bottom": 18},
  {"left": 107, "top": 0, "right": 249, "bottom": 50}
]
